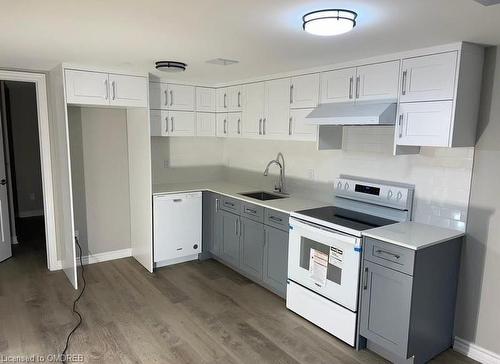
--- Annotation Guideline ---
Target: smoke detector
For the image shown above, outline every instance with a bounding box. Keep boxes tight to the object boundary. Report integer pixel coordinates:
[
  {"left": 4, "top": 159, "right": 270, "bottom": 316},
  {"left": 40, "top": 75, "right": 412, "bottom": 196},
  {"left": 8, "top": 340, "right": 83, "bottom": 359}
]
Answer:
[
  {"left": 155, "top": 61, "right": 187, "bottom": 73},
  {"left": 206, "top": 58, "right": 239, "bottom": 66}
]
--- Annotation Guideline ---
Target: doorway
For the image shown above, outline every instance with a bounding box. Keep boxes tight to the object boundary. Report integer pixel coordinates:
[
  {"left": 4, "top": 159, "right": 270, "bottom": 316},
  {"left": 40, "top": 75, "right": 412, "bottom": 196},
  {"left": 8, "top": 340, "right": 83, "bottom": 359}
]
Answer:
[{"left": 0, "top": 71, "right": 56, "bottom": 270}]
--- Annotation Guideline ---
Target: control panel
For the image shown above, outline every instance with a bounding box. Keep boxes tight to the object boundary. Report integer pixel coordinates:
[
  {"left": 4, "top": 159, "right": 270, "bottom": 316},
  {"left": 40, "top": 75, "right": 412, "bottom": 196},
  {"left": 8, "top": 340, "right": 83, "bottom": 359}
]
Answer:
[{"left": 334, "top": 176, "right": 413, "bottom": 211}]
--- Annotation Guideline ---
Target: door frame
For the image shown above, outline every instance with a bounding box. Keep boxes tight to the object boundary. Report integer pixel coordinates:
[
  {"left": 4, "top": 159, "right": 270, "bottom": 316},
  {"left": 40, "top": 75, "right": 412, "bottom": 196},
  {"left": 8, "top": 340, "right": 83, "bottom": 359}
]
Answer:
[{"left": 0, "top": 70, "right": 57, "bottom": 271}]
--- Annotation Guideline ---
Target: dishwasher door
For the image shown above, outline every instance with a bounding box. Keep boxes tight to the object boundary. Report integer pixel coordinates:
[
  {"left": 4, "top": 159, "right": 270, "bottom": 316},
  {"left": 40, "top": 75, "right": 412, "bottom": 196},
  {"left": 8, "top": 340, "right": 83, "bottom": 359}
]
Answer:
[{"left": 153, "top": 192, "right": 202, "bottom": 264}]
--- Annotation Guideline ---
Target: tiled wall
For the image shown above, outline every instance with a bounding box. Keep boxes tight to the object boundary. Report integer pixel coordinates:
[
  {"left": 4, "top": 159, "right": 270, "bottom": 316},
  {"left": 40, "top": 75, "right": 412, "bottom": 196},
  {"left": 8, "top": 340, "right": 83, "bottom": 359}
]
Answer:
[{"left": 153, "top": 127, "right": 474, "bottom": 231}]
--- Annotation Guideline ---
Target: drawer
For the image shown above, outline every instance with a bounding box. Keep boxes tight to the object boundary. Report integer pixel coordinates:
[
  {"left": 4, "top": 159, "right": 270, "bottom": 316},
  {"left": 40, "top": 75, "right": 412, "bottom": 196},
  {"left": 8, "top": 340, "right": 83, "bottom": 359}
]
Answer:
[
  {"left": 241, "top": 202, "right": 264, "bottom": 223},
  {"left": 220, "top": 195, "right": 241, "bottom": 213},
  {"left": 264, "top": 209, "right": 289, "bottom": 231},
  {"left": 364, "top": 237, "right": 415, "bottom": 276}
]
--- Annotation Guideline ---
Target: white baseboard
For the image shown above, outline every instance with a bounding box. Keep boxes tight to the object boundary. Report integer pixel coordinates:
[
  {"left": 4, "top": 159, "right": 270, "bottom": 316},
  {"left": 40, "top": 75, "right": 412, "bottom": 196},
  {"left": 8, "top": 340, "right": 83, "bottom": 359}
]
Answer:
[
  {"left": 54, "top": 248, "right": 132, "bottom": 270},
  {"left": 454, "top": 337, "right": 500, "bottom": 364},
  {"left": 18, "top": 209, "right": 44, "bottom": 218}
]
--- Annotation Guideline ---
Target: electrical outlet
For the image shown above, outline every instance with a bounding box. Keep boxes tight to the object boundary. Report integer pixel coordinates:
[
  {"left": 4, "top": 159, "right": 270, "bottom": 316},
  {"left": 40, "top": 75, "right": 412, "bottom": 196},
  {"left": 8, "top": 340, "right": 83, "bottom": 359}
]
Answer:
[
  {"left": 307, "top": 168, "right": 315, "bottom": 180},
  {"left": 163, "top": 160, "right": 170, "bottom": 168}
]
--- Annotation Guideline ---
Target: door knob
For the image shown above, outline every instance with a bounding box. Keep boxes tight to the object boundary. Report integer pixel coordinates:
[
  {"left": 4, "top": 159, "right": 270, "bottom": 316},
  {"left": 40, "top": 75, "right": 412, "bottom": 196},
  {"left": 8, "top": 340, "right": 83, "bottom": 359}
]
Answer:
[{"left": 0, "top": 178, "right": 7, "bottom": 186}]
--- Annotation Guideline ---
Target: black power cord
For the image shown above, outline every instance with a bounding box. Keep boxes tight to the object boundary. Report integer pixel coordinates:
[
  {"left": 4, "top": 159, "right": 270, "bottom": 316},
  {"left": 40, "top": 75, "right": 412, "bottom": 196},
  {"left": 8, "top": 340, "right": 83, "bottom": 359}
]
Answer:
[{"left": 61, "top": 237, "right": 86, "bottom": 363}]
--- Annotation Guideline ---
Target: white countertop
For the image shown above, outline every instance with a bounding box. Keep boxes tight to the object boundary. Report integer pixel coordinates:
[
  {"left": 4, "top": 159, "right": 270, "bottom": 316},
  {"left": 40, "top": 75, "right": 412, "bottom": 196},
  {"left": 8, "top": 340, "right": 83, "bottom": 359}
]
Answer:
[
  {"left": 153, "top": 181, "right": 329, "bottom": 214},
  {"left": 362, "top": 221, "right": 465, "bottom": 250}
]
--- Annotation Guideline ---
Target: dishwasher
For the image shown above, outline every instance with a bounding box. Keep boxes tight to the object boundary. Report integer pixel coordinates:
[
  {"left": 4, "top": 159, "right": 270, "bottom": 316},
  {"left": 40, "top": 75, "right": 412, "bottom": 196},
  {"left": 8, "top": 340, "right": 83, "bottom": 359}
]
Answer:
[{"left": 153, "top": 192, "right": 202, "bottom": 267}]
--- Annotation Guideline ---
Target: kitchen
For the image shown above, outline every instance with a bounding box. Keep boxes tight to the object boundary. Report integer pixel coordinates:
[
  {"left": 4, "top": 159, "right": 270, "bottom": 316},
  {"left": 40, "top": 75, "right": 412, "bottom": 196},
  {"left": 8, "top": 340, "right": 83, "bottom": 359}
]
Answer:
[{"left": 0, "top": 1, "right": 499, "bottom": 364}]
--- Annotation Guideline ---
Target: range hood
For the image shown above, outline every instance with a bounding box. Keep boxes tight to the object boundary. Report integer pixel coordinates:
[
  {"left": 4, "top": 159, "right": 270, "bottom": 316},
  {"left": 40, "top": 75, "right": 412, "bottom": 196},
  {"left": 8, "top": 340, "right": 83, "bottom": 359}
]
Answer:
[{"left": 306, "top": 100, "right": 397, "bottom": 125}]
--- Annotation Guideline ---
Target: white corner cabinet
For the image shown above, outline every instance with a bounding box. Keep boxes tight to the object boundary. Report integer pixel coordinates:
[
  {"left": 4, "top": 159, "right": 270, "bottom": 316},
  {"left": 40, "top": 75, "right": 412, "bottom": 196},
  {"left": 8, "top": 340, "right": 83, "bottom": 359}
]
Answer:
[
  {"left": 150, "top": 110, "right": 196, "bottom": 137},
  {"left": 396, "top": 44, "right": 484, "bottom": 148},
  {"left": 65, "top": 69, "right": 148, "bottom": 107},
  {"left": 149, "top": 82, "right": 195, "bottom": 111}
]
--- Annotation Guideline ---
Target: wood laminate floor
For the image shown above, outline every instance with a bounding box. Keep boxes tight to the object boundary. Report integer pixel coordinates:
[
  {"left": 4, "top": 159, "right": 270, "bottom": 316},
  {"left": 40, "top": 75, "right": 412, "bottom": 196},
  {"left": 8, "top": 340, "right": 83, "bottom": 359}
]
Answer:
[{"left": 0, "top": 242, "right": 477, "bottom": 363}]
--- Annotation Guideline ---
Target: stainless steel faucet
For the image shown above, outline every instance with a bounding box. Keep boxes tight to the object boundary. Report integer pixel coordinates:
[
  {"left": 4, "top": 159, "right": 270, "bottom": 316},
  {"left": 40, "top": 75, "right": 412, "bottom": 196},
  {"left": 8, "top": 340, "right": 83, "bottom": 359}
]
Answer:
[{"left": 264, "top": 152, "right": 286, "bottom": 194}]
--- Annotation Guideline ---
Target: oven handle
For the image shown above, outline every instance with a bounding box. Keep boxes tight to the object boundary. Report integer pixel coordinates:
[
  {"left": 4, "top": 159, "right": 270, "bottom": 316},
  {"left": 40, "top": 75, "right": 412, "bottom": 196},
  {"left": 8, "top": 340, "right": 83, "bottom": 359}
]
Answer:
[{"left": 290, "top": 217, "right": 360, "bottom": 242}]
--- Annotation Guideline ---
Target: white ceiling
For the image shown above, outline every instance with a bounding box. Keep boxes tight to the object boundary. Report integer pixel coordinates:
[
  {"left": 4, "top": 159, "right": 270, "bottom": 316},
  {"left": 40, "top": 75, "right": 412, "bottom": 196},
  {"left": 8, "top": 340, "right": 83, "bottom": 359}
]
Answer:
[{"left": 2, "top": 0, "right": 500, "bottom": 84}]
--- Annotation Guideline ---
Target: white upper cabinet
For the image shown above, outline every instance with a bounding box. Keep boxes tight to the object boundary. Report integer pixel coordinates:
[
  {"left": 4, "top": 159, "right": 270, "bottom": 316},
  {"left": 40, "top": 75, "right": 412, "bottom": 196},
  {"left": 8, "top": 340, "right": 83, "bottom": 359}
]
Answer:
[
  {"left": 396, "top": 101, "right": 453, "bottom": 147},
  {"left": 356, "top": 61, "right": 400, "bottom": 101},
  {"left": 149, "top": 82, "right": 169, "bottom": 109},
  {"left": 289, "top": 109, "right": 317, "bottom": 142},
  {"left": 216, "top": 88, "right": 228, "bottom": 112},
  {"left": 150, "top": 110, "right": 169, "bottom": 137},
  {"left": 242, "top": 82, "right": 265, "bottom": 137},
  {"left": 290, "top": 74, "right": 319, "bottom": 109},
  {"left": 65, "top": 70, "right": 110, "bottom": 106},
  {"left": 196, "top": 87, "right": 216, "bottom": 112},
  {"left": 167, "top": 84, "right": 195, "bottom": 111},
  {"left": 227, "top": 112, "right": 243, "bottom": 137},
  {"left": 320, "top": 67, "right": 356, "bottom": 104},
  {"left": 264, "top": 78, "right": 291, "bottom": 139},
  {"left": 196, "top": 112, "right": 216, "bottom": 136},
  {"left": 216, "top": 113, "right": 228, "bottom": 137},
  {"left": 227, "top": 85, "right": 244, "bottom": 112},
  {"left": 108, "top": 74, "right": 148, "bottom": 107},
  {"left": 169, "top": 110, "right": 196, "bottom": 136},
  {"left": 400, "top": 52, "right": 458, "bottom": 103},
  {"left": 65, "top": 70, "right": 147, "bottom": 107}
]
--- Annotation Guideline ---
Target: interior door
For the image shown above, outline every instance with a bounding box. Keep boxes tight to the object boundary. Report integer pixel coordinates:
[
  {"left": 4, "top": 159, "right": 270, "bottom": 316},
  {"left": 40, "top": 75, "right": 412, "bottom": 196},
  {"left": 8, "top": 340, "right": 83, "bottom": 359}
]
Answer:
[{"left": 0, "top": 95, "right": 12, "bottom": 263}]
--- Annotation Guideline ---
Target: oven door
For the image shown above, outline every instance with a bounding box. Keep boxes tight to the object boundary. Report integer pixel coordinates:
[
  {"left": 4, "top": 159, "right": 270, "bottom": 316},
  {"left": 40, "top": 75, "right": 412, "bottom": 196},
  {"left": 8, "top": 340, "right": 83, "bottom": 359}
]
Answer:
[{"left": 288, "top": 217, "right": 362, "bottom": 311}]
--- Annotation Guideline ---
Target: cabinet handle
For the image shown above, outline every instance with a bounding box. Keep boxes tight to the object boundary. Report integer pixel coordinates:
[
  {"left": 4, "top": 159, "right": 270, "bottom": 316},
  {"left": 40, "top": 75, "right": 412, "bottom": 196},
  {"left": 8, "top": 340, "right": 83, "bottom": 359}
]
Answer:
[
  {"left": 290, "top": 84, "right": 294, "bottom": 104},
  {"left": 288, "top": 116, "right": 292, "bottom": 135},
  {"left": 171, "top": 116, "right": 174, "bottom": 132},
  {"left": 402, "top": 70, "right": 407, "bottom": 96},
  {"left": 170, "top": 90, "right": 173, "bottom": 106},
  {"left": 237, "top": 118, "right": 241, "bottom": 134},
  {"left": 263, "top": 118, "right": 266, "bottom": 135},
  {"left": 235, "top": 219, "right": 238, "bottom": 235},
  {"left": 269, "top": 215, "right": 282, "bottom": 222},
  {"left": 223, "top": 93, "right": 227, "bottom": 108},
  {"left": 112, "top": 81, "right": 116, "bottom": 100},
  {"left": 245, "top": 207, "right": 257, "bottom": 214},
  {"left": 258, "top": 118, "right": 262, "bottom": 135},
  {"left": 375, "top": 249, "right": 401, "bottom": 260},
  {"left": 215, "top": 198, "right": 220, "bottom": 212},
  {"left": 363, "top": 267, "right": 369, "bottom": 290},
  {"left": 104, "top": 79, "right": 109, "bottom": 100},
  {"left": 224, "top": 201, "right": 234, "bottom": 207},
  {"left": 355, "top": 76, "right": 360, "bottom": 99},
  {"left": 223, "top": 119, "right": 227, "bottom": 134},
  {"left": 398, "top": 114, "right": 404, "bottom": 138},
  {"left": 164, "top": 90, "right": 168, "bottom": 106},
  {"left": 165, "top": 116, "right": 169, "bottom": 134},
  {"left": 237, "top": 91, "right": 241, "bottom": 108},
  {"left": 173, "top": 198, "right": 183, "bottom": 203},
  {"left": 348, "top": 76, "right": 353, "bottom": 99}
]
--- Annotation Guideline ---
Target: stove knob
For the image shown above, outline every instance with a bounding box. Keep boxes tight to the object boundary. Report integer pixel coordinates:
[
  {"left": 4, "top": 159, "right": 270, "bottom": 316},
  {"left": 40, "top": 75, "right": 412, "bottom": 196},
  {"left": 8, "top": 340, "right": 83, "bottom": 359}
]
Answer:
[
  {"left": 396, "top": 191, "right": 403, "bottom": 201},
  {"left": 344, "top": 182, "right": 350, "bottom": 191},
  {"left": 387, "top": 190, "right": 393, "bottom": 200}
]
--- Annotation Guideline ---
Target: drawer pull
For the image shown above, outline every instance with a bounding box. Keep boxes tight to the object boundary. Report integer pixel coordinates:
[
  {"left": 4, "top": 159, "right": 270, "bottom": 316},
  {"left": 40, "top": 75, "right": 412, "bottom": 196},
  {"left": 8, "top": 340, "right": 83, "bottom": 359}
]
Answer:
[
  {"left": 376, "top": 249, "right": 400, "bottom": 260},
  {"left": 269, "top": 215, "right": 283, "bottom": 222},
  {"left": 224, "top": 201, "right": 235, "bottom": 207},
  {"left": 173, "top": 199, "right": 183, "bottom": 203},
  {"left": 245, "top": 208, "right": 257, "bottom": 214}
]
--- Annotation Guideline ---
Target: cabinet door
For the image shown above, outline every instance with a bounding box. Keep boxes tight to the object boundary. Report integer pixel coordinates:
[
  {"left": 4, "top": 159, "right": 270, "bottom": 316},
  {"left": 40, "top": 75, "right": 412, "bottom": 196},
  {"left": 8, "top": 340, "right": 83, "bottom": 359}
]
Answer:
[
  {"left": 220, "top": 211, "right": 240, "bottom": 267},
  {"left": 169, "top": 111, "right": 196, "bottom": 136},
  {"left": 360, "top": 260, "right": 413, "bottom": 358},
  {"left": 356, "top": 61, "right": 399, "bottom": 102},
  {"left": 242, "top": 82, "right": 265, "bottom": 137},
  {"left": 149, "top": 82, "right": 169, "bottom": 110},
  {"left": 109, "top": 74, "right": 148, "bottom": 107},
  {"left": 289, "top": 109, "right": 317, "bottom": 141},
  {"left": 239, "top": 217, "right": 265, "bottom": 281},
  {"left": 291, "top": 74, "right": 319, "bottom": 109},
  {"left": 227, "top": 85, "right": 244, "bottom": 112},
  {"left": 150, "top": 110, "right": 169, "bottom": 137},
  {"left": 216, "top": 88, "right": 228, "bottom": 112},
  {"left": 203, "top": 193, "right": 221, "bottom": 256},
  {"left": 196, "top": 87, "right": 216, "bottom": 112},
  {"left": 196, "top": 112, "right": 216, "bottom": 136},
  {"left": 320, "top": 67, "right": 356, "bottom": 104},
  {"left": 65, "top": 69, "right": 109, "bottom": 105},
  {"left": 168, "top": 84, "right": 195, "bottom": 111},
  {"left": 216, "top": 113, "right": 228, "bottom": 137},
  {"left": 400, "top": 52, "right": 458, "bottom": 102},
  {"left": 263, "top": 226, "right": 288, "bottom": 297},
  {"left": 264, "top": 78, "right": 291, "bottom": 139},
  {"left": 226, "top": 112, "right": 242, "bottom": 137},
  {"left": 396, "top": 101, "right": 453, "bottom": 147}
]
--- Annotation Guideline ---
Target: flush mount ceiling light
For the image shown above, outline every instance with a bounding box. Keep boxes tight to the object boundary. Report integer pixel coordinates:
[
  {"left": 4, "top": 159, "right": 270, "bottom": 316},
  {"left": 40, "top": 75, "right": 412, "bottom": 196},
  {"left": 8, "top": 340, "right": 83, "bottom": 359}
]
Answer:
[
  {"left": 303, "top": 9, "right": 357, "bottom": 36},
  {"left": 155, "top": 61, "right": 187, "bottom": 72}
]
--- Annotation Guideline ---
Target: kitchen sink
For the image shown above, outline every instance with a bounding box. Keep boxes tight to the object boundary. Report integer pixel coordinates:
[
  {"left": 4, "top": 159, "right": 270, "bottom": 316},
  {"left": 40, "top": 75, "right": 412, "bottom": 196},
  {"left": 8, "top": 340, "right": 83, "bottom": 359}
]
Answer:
[{"left": 239, "top": 191, "right": 288, "bottom": 201}]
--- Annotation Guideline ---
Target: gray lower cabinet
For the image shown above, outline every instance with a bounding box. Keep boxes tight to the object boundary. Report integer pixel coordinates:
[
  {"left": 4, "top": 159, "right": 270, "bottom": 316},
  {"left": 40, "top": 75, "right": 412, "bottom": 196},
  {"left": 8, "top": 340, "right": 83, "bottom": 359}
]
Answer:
[
  {"left": 202, "top": 192, "right": 219, "bottom": 256},
  {"left": 263, "top": 225, "right": 288, "bottom": 297},
  {"left": 239, "top": 217, "right": 265, "bottom": 281},
  {"left": 359, "top": 236, "right": 463, "bottom": 364},
  {"left": 220, "top": 210, "right": 240, "bottom": 267}
]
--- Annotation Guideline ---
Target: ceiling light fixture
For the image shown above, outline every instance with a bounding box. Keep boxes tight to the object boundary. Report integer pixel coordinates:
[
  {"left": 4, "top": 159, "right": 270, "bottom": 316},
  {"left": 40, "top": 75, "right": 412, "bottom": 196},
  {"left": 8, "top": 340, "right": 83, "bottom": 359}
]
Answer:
[
  {"left": 303, "top": 9, "right": 357, "bottom": 36},
  {"left": 155, "top": 61, "right": 187, "bottom": 72}
]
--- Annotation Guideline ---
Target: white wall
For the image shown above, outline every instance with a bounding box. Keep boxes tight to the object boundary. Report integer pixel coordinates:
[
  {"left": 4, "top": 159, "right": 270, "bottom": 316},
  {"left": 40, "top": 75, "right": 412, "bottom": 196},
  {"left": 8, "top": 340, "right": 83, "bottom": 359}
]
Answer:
[
  {"left": 68, "top": 107, "right": 131, "bottom": 256},
  {"left": 4, "top": 81, "right": 44, "bottom": 217}
]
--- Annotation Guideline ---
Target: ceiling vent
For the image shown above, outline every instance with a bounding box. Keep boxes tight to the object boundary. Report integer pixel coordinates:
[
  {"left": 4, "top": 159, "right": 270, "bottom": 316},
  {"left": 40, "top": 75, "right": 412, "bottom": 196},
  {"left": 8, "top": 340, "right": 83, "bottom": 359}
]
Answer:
[
  {"left": 472, "top": 0, "right": 500, "bottom": 5},
  {"left": 206, "top": 58, "right": 239, "bottom": 66}
]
